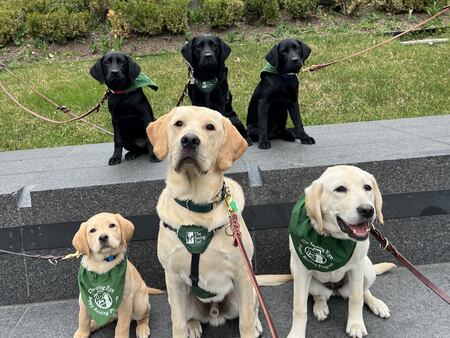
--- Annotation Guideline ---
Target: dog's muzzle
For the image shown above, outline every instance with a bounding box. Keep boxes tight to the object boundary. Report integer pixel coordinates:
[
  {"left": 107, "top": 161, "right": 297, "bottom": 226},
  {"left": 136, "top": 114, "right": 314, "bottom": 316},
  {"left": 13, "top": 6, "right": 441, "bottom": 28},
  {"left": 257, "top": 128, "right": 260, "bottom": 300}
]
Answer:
[{"left": 336, "top": 216, "right": 370, "bottom": 241}]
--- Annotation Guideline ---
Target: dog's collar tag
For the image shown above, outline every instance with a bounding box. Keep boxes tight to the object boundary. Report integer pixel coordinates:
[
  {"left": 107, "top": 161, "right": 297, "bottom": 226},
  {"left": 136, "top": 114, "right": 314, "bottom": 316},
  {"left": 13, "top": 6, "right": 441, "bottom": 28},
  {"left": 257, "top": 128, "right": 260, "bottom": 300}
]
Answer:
[
  {"left": 78, "top": 255, "right": 127, "bottom": 326},
  {"left": 289, "top": 195, "right": 356, "bottom": 272},
  {"left": 194, "top": 77, "right": 218, "bottom": 94}
]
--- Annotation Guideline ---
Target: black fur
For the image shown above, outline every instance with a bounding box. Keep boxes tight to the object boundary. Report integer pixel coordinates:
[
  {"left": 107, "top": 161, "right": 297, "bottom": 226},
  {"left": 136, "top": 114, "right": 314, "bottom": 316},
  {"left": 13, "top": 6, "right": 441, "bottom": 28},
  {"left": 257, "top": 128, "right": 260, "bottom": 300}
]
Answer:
[
  {"left": 246, "top": 39, "right": 315, "bottom": 149},
  {"left": 181, "top": 35, "right": 251, "bottom": 144},
  {"left": 90, "top": 52, "right": 158, "bottom": 165}
]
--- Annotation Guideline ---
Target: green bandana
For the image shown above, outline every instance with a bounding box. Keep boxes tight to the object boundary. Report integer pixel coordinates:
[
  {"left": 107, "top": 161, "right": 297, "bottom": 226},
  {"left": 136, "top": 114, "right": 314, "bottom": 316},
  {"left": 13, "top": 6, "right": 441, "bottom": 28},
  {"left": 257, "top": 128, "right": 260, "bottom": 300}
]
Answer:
[
  {"left": 260, "top": 62, "right": 298, "bottom": 79},
  {"left": 194, "top": 78, "right": 218, "bottom": 94},
  {"left": 78, "top": 256, "right": 127, "bottom": 325},
  {"left": 128, "top": 73, "right": 158, "bottom": 92},
  {"left": 289, "top": 195, "right": 356, "bottom": 272}
]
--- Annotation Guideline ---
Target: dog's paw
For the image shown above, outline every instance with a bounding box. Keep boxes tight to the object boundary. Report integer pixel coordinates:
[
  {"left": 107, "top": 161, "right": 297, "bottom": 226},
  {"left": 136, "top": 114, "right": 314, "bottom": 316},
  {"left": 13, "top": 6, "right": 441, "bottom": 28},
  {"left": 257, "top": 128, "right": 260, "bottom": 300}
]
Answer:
[
  {"left": 136, "top": 323, "right": 151, "bottom": 338},
  {"left": 108, "top": 156, "right": 122, "bottom": 165},
  {"left": 254, "top": 318, "right": 263, "bottom": 337},
  {"left": 367, "top": 298, "right": 390, "bottom": 318},
  {"left": 258, "top": 141, "right": 271, "bottom": 149},
  {"left": 124, "top": 151, "right": 139, "bottom": 161},
  {"left": 298, "top": 133, "right": 315, "bottom": 145},
  {"left": 187, "top": 319, "right": 202, "bottom": 338},
  {"left": 313, "top": 297, "right": 329, "bottom": 321},
  {"left": 279, "top": 130, "right": 296, "bottom": 142},
  {"left": 149, "top": 154, "right": 161, "bottom": 162},
  {"left": 73, "top": 329, "right": 90, "bottom": 338},
  {"left": 346, "top": 321, "right": 367, "bottom": 338}
]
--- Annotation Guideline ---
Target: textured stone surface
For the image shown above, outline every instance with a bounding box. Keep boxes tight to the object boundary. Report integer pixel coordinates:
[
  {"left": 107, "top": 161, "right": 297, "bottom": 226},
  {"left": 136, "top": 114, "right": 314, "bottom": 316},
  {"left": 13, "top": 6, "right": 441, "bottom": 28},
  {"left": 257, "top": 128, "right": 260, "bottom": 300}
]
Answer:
[
  {"left": 0, "top": 253, "right": 28, "bottom": 306},
  {"left": 2, "top": 262, "right": 449, "bottom": 338}
]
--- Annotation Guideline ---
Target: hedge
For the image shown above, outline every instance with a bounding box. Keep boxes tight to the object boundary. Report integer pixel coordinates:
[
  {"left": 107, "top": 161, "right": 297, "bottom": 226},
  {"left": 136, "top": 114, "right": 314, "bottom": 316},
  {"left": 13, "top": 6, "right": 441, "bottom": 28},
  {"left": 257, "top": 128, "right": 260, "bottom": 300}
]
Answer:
[
  {"left": 244, "top": 0, "right": 280, "bottom": 25},
  {"left": 203, "top": 0, "right": 245, "bottom": 28},
  {"left": 285, "top": 0, "right": 318, "bottom": 18}
]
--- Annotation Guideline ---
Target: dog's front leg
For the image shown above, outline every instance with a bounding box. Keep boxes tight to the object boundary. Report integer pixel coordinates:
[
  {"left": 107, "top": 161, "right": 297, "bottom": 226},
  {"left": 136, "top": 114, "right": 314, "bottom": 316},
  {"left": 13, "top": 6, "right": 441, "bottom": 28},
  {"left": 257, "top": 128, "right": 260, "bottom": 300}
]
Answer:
[
  {"left": 287, "top": 102, "right": 315, "bottom": 145},
  {"left": 114, "top": 296, "right": 133, "bottom": 338},
  {"left": 257, "top": 99, "right": 271, "bottom": 149},
  {"left": 288, "top": 255, "right": 312, "bottom": 338},
  {"left": 165, "top": 271, "right": 190, "bottom": 338},
  {"left": 74, "top": 296, "right": 91, "bottom": 338},
  {"left": 109, "top": 117, "right": 123, "bottom": 165},
  {"left": 346, "top": 265, "right": 367, "bottom": 338},
  {"left": 234, "top": 269, "right": 259, "bottom": 338}
]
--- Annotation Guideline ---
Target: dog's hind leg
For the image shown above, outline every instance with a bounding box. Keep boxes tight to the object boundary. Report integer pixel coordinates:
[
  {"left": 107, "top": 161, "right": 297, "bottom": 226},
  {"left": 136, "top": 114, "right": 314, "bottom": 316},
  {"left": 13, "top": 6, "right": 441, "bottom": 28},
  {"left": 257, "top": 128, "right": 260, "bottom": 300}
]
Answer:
[
  {"left": 187, "top": 319, "right": 202, "bottom": 338},
  {"left": 133, "top": 292, "right": 151, "bottom": 338}
]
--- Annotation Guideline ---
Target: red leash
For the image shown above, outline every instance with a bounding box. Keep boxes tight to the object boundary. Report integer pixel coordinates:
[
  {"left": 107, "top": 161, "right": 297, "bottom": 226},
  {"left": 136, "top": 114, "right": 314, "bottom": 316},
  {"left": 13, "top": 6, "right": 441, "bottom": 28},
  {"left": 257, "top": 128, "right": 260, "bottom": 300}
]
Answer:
[{"left": 224, "top": 187, "right": 278, "bottom": 338}]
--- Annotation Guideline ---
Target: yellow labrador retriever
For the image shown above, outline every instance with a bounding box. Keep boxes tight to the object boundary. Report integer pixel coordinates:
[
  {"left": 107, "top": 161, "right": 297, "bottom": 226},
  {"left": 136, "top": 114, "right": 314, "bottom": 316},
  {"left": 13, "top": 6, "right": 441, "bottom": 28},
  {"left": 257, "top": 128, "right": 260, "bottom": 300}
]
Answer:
[
  {"left": 286, "top": 165, "right": 395, "bottom": 338},
  {"left": 147, "top": 106, "right": 262, "bottom": 338},
  {"left": 72, "top": 213, "right": 162, "bottom": 338}
]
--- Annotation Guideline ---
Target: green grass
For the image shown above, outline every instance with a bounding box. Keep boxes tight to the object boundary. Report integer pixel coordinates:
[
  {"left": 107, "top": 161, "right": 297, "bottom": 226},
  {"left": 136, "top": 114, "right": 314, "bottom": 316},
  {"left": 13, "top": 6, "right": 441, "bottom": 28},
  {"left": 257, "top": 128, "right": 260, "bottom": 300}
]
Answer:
[{"left": 0, "top": 29, "right": 449, "bottom": 151}]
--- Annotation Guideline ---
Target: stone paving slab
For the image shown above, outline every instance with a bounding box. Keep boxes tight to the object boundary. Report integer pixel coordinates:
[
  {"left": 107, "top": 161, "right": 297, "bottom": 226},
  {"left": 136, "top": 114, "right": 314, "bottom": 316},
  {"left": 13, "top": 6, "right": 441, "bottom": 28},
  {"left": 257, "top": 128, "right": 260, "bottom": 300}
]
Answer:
[{"left": 1, "top": 262, "right": 449, "bottom": 338}]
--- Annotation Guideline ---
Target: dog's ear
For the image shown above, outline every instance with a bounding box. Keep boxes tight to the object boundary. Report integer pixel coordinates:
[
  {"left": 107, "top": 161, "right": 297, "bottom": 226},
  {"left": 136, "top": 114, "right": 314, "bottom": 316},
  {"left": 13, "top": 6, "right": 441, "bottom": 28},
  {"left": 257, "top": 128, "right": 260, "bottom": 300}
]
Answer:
[
  {"left": 219, "top": 38, "right": 231, "bottom": 62},
  {"left": 297, "top": 40, "right": 311, "bottom": 64},
  {"left": 146, "top": 110, "right": 174, "bottom": 160},
  {"left": 115, "top": 214, "right": 135, "bottom": 246},
  {"left": 371, "top": 175, "right": 384, "bottom": 224},
  {"left": 90, "top": 57, "right": 105, "bottom": 84},
  {"left": 216, "top": 118, "right": 248, "bottom": 172},
  {"left": 181, "top": 37, "right": 196, "bottom": 64},
  {"left": 127, "top": 55, "right": 140, "bottom": 81},
  {"left": 305, "top": 180, "right": 324, "bottom": 234},
  {"left": 265, "top": 43, "right": 279, "bottom": 68},
  {"left": 72, "top": 222, "right": 90, "bottom": 256}
]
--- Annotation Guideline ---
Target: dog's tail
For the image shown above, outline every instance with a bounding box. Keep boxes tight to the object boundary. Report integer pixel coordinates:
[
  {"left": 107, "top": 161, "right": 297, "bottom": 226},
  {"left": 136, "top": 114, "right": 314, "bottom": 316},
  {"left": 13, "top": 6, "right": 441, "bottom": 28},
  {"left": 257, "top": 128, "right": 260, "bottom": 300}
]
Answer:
[
  {"left": 373, "top": 262, "right": 396, "bottom": 275},
  {"left": 147, "top": 287, "right": 165, "bottom": 295},
  {"left": 256, "top": 274, "right": 293, "bottom": 286}
]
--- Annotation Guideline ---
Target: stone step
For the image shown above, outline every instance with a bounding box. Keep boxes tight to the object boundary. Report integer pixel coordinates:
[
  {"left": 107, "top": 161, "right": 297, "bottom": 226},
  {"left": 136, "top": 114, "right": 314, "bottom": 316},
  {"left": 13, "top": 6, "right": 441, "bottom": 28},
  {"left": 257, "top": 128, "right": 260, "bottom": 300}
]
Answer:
[{"left": 1, "top": 262, "right": 449, "bottom": 338}]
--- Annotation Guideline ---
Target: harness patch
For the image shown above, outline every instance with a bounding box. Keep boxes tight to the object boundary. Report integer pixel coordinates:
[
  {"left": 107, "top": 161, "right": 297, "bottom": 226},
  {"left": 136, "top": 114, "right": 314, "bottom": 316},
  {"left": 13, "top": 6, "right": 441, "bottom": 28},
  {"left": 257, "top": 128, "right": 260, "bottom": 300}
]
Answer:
[{"left": 194, "top": 78, "right": 218, "bottom": 94}]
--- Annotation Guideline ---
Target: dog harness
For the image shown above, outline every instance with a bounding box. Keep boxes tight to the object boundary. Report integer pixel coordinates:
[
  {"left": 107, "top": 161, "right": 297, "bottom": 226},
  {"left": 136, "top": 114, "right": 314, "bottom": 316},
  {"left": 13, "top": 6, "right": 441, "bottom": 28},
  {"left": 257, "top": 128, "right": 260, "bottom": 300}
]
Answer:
[
  {"left": 78, "top": 255, "right": 127, "bottom": 325},
  {"left": 261, "top": 63, "right": 298, "bottom": 80},
  {"left": 163, "top": 183, "right": 232, "bottom": 299},
  {"left": 194, "top": 77, "right": 219, "bottom": 94},
  {"left": 289, "top": 194, "right": 356, "bottom": 272},
  {"left": 108, "top": 73, "right": 158, "bottom": 94}
]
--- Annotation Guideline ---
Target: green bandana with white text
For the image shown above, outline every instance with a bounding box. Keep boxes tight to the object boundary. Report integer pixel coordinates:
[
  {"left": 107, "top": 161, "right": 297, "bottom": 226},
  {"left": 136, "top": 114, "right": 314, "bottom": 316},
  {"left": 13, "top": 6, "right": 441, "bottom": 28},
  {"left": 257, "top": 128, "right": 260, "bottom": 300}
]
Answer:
[
  {"left": 289, "top": 195, "right": 356, "bottom": 272},
  {"left": 78, "top": 256, "right": 127, "bottom": 325}
]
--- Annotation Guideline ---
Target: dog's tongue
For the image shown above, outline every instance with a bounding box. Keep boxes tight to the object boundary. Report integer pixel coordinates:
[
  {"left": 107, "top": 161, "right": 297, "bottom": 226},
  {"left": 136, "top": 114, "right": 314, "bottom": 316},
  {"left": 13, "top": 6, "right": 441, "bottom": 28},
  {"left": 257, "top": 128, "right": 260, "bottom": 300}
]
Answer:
[{"left": 348, "top": 222, "right": 369, "bottom": 237}]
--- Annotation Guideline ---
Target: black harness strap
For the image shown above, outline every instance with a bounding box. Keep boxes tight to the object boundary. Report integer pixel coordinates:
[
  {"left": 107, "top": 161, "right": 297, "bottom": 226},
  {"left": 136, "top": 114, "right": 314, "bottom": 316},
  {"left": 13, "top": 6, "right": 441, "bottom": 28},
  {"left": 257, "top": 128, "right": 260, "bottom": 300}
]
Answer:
[{"left": 190, "top": 253, "right": 201, "bottom": 288}]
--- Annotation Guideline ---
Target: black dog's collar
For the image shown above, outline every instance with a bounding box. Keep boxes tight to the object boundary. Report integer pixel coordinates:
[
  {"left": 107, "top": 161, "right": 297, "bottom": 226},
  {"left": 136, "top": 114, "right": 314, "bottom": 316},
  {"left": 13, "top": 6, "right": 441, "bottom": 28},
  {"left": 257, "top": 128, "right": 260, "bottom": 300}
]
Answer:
[{"left": 174, "top": 182, "right": 226, "bottom": 213}]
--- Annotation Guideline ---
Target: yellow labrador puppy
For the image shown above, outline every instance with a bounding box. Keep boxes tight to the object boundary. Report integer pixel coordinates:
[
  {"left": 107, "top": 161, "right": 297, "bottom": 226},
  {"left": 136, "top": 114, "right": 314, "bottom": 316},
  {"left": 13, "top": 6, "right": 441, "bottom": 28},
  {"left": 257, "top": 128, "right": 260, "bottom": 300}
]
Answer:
[
  {"left": 147, "top": 106, "right": 262, "bottom": 338},
  {"left": 287, "top": 165, "right": 394, "bottom": 338},
  {"left": 73, "top": 213, "right": 162, "bottom": 338}
]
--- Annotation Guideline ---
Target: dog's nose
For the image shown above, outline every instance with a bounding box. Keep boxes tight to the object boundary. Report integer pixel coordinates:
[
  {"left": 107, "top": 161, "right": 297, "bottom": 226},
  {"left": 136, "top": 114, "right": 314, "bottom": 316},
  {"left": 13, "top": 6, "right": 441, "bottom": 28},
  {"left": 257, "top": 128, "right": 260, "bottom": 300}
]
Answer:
[
  {"left": 204, "top": 52, "right": 213, "bottom": 58},
  {"left": 111, "top": 69, "right": 119, "bottom": 75},
  {"left": 99, "top": 234, "right": 109, "bottom": 242},
  {"left": 181, "top": 134, "right": 200, "bottom": 149},
  {"left": 291, "top": 56, "right": 299, "bottom": 62},
  {"left": 357, "top": 205, "right": 374, "bottom": 219}
]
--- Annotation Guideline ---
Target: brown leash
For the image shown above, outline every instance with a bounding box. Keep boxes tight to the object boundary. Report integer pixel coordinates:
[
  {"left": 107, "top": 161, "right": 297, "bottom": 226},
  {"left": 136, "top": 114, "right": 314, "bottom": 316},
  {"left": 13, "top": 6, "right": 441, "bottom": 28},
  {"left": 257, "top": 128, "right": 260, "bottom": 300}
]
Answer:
[
  {"left": 370, "top": 224, "right": 450, "bottom": 305},
  {"left": 225, "top": 193, "right": 278, "bottom": 338},
  {"left": 0, "top": 62, "right": 112, "bottom": 135},
  {"left": 0, "top": 248, "right": 81, "bottom": 265},
  {"left": 302, "top": 5, "right": 450, "bottom": 73},
  {"left": 176, "top": 60, "right": 194, "bottom": 107}
]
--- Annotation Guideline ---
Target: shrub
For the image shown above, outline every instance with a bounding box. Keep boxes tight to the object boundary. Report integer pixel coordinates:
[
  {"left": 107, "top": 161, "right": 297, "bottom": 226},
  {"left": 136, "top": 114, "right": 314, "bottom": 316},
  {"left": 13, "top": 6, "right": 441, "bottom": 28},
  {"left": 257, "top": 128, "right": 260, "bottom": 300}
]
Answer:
[
  {"left": 334, "top": 0, "right": 365, "bottom": 14},
  {"left": 111, "top": 0, "right": 164, "bottom": 36},
  {"left": 285, "top": 0, "right": 318, "bottom": 18},
  {"left": 244, "top": 0, "right": 280, "bottom": 25},
  {"left": 89, "top": 0, "right": 113, "bottom": 22},
  {"left": 107, "top": 9, "right": 131, "bottom": 38},
  {"left": 161, "top": 0, "right": 189, "bottom": 34},
  {"left": 0, "top": 3, "right": 22, "bottom": 46},
  {"left": 203, "top": 0, "right": 244, "bottom": 28},
  {"left": 26, "top": 9, "right": 90, "bottom": 43},
  {"left": 370, "top": 0, "right": 435, "bottom": 12}
]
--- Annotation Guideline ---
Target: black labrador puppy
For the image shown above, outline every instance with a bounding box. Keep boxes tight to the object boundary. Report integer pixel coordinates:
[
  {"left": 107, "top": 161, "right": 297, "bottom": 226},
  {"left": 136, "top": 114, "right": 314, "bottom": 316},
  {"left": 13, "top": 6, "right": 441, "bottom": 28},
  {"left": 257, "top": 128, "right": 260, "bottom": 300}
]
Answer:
[
  {"left": 181, "top": 35, "right": 251, "bottom": 144},
  {"left": 90, "top": 52, "right": 159, "bottom": 165},
  {"left": 246, "top": 38, "right": 315, "bottom": 149}
]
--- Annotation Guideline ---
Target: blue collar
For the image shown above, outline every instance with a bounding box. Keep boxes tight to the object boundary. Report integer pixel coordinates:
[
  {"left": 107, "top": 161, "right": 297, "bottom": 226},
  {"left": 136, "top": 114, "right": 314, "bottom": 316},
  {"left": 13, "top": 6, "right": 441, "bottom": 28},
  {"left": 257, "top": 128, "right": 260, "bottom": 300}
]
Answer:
[{"left": 104, "top": 255, "right": 117, "bottom": 262}]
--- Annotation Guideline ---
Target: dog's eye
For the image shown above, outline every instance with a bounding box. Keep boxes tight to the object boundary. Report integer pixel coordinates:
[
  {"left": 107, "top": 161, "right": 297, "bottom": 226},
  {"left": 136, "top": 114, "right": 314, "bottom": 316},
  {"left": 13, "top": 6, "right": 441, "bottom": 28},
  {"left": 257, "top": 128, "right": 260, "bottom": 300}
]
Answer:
[
  {"left": 109, "top": 223, "right": 116, "bottom": 228},
  {"left": 364, "top": 185, "right": 372, "bottom": 191},
  {"left": 89, "top": 228, "right": 97, "bottom": 233},
  {"left": 206, "top": 124, "right": 215, "bottom": 131},
  {"left": 334, "top": 186, "right": 347, "bottom": 193},
  {"left": 174, "top": 120, "right": 183, "bottom": 127}
]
